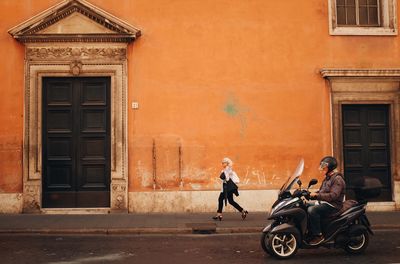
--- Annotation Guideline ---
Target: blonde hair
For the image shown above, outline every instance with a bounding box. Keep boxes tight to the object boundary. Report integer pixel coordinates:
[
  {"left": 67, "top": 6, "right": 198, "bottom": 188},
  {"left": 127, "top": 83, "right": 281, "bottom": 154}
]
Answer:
[{"left": 222, "top": 157, "right": 233, "bottom": 166}]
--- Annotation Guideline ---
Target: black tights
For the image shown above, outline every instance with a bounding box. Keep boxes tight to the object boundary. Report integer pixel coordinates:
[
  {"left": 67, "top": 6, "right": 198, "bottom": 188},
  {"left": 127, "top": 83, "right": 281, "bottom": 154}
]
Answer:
[{"left": 217, "top": 191, "right": 243, "bottom": 213}]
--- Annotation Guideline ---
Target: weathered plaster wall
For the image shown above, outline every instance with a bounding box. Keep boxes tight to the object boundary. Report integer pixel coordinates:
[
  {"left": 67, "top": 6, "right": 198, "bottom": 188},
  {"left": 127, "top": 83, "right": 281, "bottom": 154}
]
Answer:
[
  {"left": 0, "top": 193, "right": 23, "bottom": 213},
  {"left": 0, "top": 0, "right": 399, "bottom": 211},
  {"left": 125, "top": 0, "right": 334, "bottom": 192},
  {"left": 0, "top": 0, "right": 29, "bottom": 194},
  {"left": 123, "top": 0, "right": 400, "bottom": 192}
]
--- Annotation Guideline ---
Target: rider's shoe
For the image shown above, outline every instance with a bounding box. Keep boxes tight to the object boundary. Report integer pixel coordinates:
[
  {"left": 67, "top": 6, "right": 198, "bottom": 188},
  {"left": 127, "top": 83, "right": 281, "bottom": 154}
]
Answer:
[{"left": 309, "top": 235, "right": 324, "bottom": 245}]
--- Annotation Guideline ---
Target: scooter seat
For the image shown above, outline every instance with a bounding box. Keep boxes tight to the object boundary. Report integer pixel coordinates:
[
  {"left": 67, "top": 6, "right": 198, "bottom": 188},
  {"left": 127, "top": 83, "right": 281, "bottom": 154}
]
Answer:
[{"left": 330, "top": 200, "right": 358, "bottom": 218}]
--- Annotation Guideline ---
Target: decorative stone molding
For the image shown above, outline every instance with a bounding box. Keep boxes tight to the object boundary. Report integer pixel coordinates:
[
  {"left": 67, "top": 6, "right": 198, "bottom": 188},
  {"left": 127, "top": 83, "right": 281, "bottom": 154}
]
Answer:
[
  {"left": 23, "top": 181, "right": 41, "bottom": 213},
  {"left": 321, "top": 68, "right": 400, "bottom": 78},
  {"left": 70, "top": 60, "right": 82, "bottom": 75},
  {"left": 27, "top": 47, "right": 127, "bottom": 61},
  {"left": 9, "top": 0, "right": 140, "bottom": 213},
  {"left": 321, "top": 68, "right": 400, "bottom": 202},
  {"left": 8, "top": 0, "right": 141, "bottom": 43},
  {"left": 111, "top": 180, "right": 128, "bottom": 212}
]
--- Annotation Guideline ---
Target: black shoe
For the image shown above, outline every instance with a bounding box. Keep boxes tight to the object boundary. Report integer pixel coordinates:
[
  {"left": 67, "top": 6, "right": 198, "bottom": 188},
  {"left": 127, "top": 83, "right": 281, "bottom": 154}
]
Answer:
[
  {"left": 309, "top": 235, "right": 324, "bottom": 245},
  {"left": 241, "top": 210, "right": 248, "bottom": 220},
  {"left": 212, "top": 215, "right": 222, "bottom": 221}
]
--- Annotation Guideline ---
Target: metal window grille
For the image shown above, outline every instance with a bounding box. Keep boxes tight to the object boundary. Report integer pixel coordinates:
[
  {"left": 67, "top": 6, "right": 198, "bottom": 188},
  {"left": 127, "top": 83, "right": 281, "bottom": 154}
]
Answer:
[{"left": 336, "top": 0, "right": 380, "bottom": 26}]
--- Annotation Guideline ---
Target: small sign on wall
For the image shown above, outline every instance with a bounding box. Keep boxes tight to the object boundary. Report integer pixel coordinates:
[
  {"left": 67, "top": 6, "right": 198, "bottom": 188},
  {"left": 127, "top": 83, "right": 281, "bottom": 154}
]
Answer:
[{"left": 131, "top": 102, "right": 139, "bottom": 109}]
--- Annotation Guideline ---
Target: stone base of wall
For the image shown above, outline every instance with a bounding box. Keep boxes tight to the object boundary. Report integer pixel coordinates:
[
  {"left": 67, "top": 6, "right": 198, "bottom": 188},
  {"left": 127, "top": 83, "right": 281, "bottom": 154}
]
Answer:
[
  {"left": 1, "top": 184, "right": 399, "bottom": 214},
  {"left": 128, "top": 190, "right": 279, "bottom": 213},
  {"left": 367, "top": 202, "right": 396, "bottom": 211},
  {"left": 129, "top": 183, "right": 400, "bottom": 213},
  {"left": 394, "top": 180, "right": 400, "bottom": 210},
  {"left": 0, "top": 193, "right": 23, "bottom": 213}
]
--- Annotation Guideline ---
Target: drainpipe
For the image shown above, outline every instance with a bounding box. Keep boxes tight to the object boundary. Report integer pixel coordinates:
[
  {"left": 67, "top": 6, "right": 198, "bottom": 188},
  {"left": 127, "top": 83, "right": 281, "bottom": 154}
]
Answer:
[
  {"left": 179, "top": 144, "right": 183, "bottom": 189},
  {"left": 152, "top": 139, "right": 157, "bottom": 190}
]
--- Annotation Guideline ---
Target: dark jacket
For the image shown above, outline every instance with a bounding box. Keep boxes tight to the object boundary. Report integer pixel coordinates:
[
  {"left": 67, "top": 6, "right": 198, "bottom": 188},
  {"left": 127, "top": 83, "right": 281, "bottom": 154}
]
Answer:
[{"left": 317, "top": 172, "right": 346, "bottom": 209}]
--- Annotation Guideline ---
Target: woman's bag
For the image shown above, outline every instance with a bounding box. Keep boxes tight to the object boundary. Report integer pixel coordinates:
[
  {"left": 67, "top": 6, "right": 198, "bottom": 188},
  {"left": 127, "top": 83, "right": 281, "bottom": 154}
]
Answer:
[{"left": 226, "top": 179, "right": 239, "bottom": 196}]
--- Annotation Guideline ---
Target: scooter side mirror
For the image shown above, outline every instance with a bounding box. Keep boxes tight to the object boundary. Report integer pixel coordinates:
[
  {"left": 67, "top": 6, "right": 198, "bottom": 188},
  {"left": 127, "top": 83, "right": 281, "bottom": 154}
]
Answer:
[
  {"left": 297, "top": 179, "right": 302, "bottom": 187},
  {"left": 308, "top": 179, "right": 318, "bottom": 189}
]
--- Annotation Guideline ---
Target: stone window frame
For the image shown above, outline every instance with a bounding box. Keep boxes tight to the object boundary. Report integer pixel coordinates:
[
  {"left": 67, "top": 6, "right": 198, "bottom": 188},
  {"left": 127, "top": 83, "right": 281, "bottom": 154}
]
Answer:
[
  {"left": 321, "top": 69, "right": 400, "bottom": 204},
  {"left": 328, "top": 0, "right": 398, "bottom": 35}
]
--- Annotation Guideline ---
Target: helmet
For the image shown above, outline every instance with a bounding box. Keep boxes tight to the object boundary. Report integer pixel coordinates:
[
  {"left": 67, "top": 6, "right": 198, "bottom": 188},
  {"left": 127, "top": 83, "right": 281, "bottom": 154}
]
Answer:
[{"left": 319, "top": 156, "right": 337, "bottom": 172}]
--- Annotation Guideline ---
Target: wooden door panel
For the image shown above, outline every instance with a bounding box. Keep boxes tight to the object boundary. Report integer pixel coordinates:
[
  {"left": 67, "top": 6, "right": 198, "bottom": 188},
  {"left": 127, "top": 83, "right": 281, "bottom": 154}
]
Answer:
[
  {"left": 81, "top": 82, "right": 107, "bottom": 105},
  {"left": 81, "top": 110, "right": 107, "bottom": 132},
  {"left": 343, "top": 108, "right": 362, "bottom": 125},
  {"left": 343, "top": 128, "right": 363, "bottom": 146},
  {"left": 46, "top": 164, "right": 73, "bottom": 188},
  {"left": 76, "top": 191, "right": 110, "bottom": 207},
  {"left": 47, "top": 137, "right": 72, "bottom": 159},
  {"left": 368, "top": 149, "right": 389, "bottom": 167},
  {"left": 367, "top": 108, "right": 386, "bottom": 125},
  {"left": 81, "top": 137, "right": 106, "bottom": 159},
  {"left": 43, "top": 192, "right": 76, "bottom": 208},
  {"left": 343, "top": 149, "right": 363, "bottom": 168},
  {"left": 342, "top": 104, "right": 392, "bottom": 201},
  {"left": 344, "top": 168, "right": 364, "bottom": 187},
  {"left": 369, "top": 168, "right": 391, "bottom": 186},
  {"left": 368, "top": 128, "right": 388, "bottom": 146},
  {"left": 46, "top": 82, "right": 73, "bottom": 105},
  {"left": 47, "top": 110, "right": 73, "bottom": 132},
  {"left": 78, "top": 78, "right": 110, "bottom": 201},
  {"left": 80, "top": 165, "right": 107, "bottom": 188},
  {"left": 43, "top": 77, "right": 110, "bottom": 208}
]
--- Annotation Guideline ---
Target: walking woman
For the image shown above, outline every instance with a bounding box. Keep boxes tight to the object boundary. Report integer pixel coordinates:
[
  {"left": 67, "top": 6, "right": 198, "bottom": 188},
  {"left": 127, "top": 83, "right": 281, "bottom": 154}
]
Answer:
[{"left": 212, "top": 157, "right": 248, "bottom": 221}]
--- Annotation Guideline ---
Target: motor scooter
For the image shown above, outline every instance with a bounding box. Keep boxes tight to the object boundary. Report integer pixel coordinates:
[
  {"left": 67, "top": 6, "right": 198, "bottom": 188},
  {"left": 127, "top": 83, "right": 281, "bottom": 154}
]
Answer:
[{"left": 261, "top": 159, "right": 378, "bottom": 259}]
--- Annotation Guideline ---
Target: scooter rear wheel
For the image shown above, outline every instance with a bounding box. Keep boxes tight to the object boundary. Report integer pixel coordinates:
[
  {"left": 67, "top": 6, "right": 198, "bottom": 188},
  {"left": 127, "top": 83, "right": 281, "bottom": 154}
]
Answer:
[
  {"left": 267, "top": 233, "right": 298, "bottom": 259},
  {"left": 344, "top": 230, "right": 369, "bottom": 254}
]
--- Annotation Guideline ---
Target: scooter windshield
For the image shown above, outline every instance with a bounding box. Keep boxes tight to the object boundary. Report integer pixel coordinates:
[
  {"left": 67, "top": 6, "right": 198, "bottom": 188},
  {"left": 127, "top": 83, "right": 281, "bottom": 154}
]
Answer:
[{"left": 278, "top": 159, "right": 304, "bottom": 195}]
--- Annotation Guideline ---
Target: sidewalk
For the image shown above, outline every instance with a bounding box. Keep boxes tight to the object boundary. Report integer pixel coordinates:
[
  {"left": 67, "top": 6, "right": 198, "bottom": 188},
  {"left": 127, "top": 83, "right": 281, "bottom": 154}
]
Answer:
[{"left": 0, "top": 211, "right": 399, "bottom": 235}]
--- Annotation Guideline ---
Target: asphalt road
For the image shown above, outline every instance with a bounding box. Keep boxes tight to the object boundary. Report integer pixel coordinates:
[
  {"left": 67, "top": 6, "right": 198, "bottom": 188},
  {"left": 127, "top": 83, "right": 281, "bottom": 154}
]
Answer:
[{"left": 0, "top": 230, "right": 399, "bottom": 264}]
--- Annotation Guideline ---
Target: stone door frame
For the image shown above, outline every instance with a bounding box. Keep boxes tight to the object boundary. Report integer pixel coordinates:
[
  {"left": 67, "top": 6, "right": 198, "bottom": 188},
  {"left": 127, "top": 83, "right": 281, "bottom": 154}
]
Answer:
[
  {"left": 7, "top": 0, "right": 140, "bottom": 213},
  {"left": 23, "top": 43, "right": 129, "bottom": 212},
  {"left": 321, "top": 69, "right": 400, "bottom": 206}
]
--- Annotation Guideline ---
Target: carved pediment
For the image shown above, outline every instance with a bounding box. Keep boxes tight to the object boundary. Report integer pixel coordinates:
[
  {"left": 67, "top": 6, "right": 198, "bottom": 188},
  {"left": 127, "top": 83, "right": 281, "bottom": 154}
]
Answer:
[
  {"left": 40, "top": 12, "right": 115, "bottom": 34},
  {"left": 8, "top": 0, "right": 141, "bottom": 43}
]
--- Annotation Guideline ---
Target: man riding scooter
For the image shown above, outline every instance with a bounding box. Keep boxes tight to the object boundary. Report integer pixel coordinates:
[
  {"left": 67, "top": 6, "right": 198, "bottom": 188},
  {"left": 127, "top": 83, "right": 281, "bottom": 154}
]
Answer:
[{"left": 308, "top": 156, "right": 346, "bottom": 245}]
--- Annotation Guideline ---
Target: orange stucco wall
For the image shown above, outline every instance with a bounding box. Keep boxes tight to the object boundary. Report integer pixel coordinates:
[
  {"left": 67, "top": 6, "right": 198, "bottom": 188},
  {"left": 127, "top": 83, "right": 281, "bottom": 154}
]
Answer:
[{"left": 0, "top": 0, "right": 399, "bottom": 193}]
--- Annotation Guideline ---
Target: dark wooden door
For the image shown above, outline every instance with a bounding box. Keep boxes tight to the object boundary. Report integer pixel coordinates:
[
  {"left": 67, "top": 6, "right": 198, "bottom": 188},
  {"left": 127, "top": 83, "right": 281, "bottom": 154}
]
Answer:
[
  {"left": 43, "top": 77, "right": 111, "bottom": 208},
  {"left": 342, "top": 104, "right": 392, "bottom": 201}
]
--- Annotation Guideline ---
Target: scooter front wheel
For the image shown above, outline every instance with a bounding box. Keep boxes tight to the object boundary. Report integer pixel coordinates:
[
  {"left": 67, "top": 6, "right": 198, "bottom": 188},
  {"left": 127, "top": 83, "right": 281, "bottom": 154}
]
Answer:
[
  {"left": 267, "top": 233, "right": 298, "bottom": 259},
  {"left": 261, "top": 232, "right": 273, "bottom": 255}
]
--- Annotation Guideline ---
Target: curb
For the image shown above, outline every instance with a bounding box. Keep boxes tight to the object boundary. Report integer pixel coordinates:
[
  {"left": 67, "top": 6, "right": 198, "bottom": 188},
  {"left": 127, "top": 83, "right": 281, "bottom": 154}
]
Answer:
[
  {"left": 0, "top": 224, "right": 398, "bottom": 235},
  {"left": 372, "top": 224, "right": 400, "bottom": 230},
  {"left": 0, "top": 228, "right": 192, "bottom": 235}
]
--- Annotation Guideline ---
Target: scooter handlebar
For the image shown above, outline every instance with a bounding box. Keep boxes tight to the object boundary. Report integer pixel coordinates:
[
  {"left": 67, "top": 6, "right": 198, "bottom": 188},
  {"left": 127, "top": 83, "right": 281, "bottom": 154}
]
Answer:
[
  {"left": 309, "top": 195, "right": 317, "bottom": 200},
  {"left": 301, "top": 190, "right": 311, "bottom": 200}
]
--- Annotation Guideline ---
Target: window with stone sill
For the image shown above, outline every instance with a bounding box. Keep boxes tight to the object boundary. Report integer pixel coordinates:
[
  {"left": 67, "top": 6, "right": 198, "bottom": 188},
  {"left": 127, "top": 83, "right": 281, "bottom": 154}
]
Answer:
[{"left": 328, "top": 0, "right": 397, "bottom": 35}]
